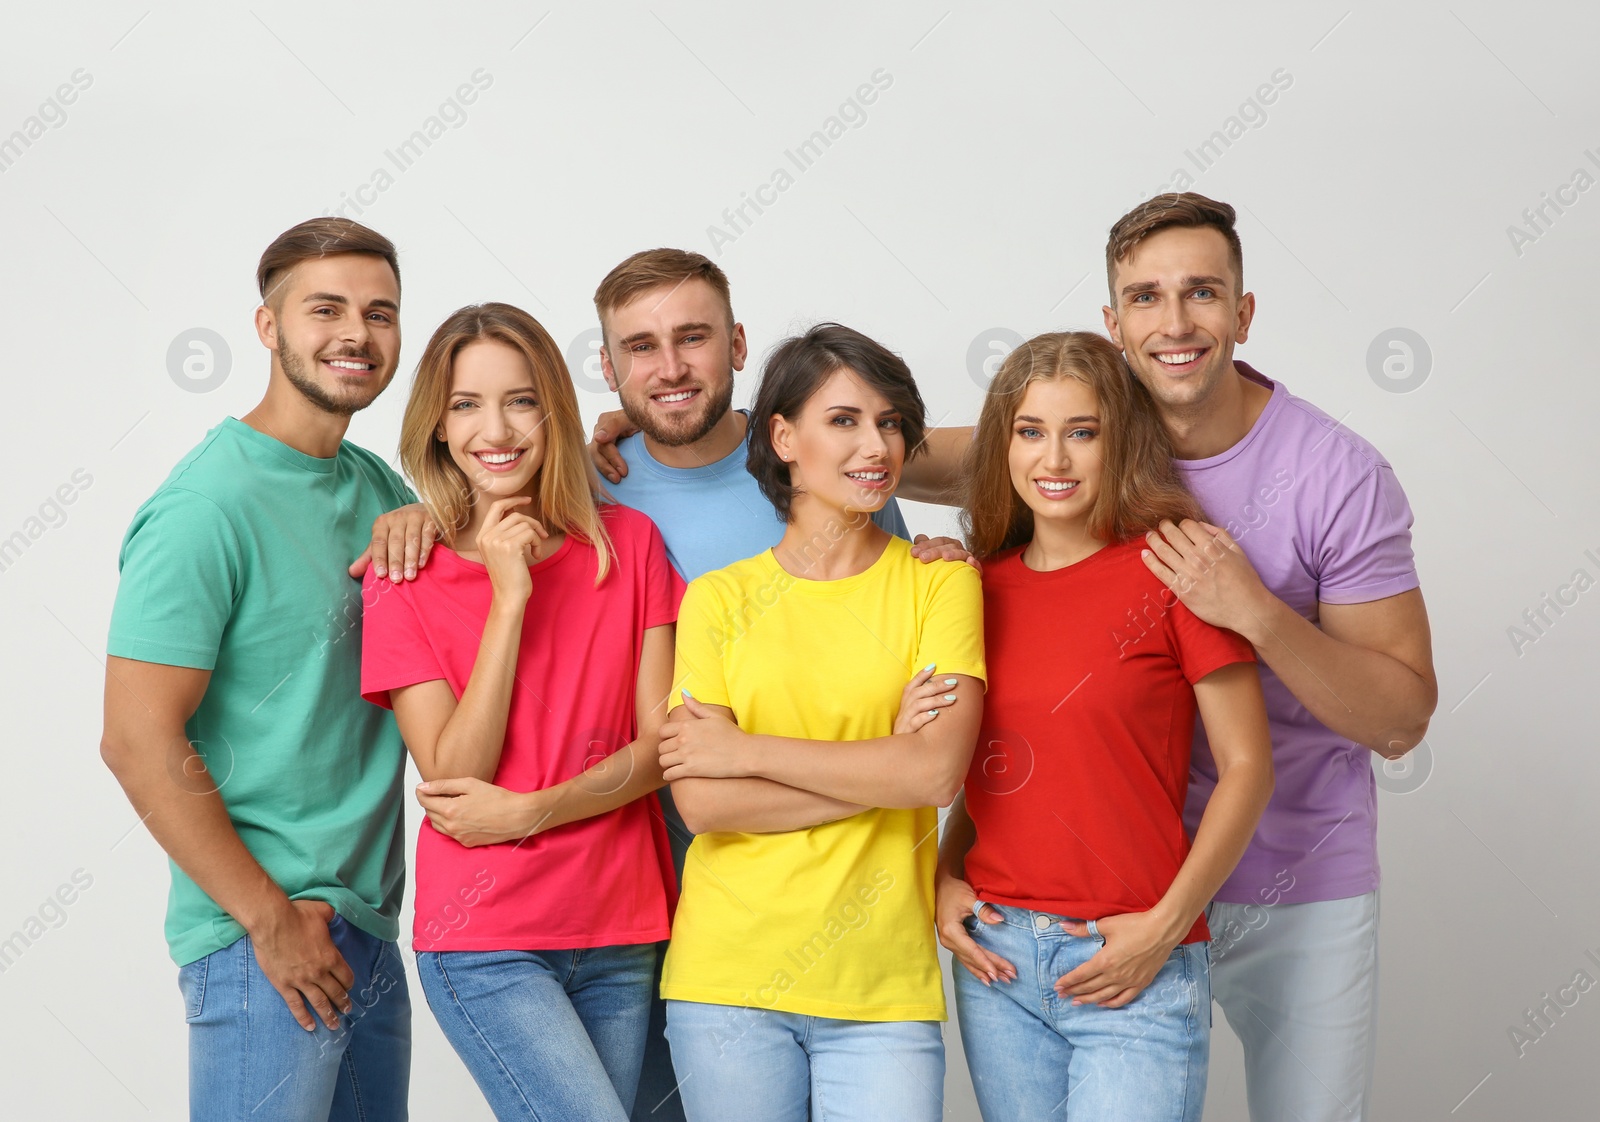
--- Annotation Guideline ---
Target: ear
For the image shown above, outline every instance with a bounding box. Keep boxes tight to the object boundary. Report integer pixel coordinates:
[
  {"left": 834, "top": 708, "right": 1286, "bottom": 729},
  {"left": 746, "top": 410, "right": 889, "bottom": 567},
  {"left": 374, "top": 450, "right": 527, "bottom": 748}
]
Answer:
[
  {"left": 730, "top": 322, "right": 749, "bottom": 373},
  {"left": 769, "top": 411, "right": 796, "bottom": 465},
  {"left": 254, "top": 303, "right": 278, "bottom": 352},
  {"left": 597, "top": 335, "right": 622, "bottom": 393},
  {"left": 1101, "top": 303, "right": 1122, "bottom": 350},
  {"left": 1234, "top": 291, "right": 1255, "bottom": 346}
]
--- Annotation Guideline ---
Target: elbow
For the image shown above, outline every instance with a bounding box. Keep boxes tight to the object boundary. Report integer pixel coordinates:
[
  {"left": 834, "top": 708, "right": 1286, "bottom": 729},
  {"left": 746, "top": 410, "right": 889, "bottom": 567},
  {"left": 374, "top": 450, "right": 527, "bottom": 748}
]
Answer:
[
  {"left": 1376, "top": 717, "right": 1430, "bottom": 761},
  {"left": 100, "top": 732, "right": 133, "bottom": 781},
  {"left": 670, "top": 780, "right": 716, "bottom": 835},
  {"left": 929, "top": 776, "right": 965, "bottom": 810}
]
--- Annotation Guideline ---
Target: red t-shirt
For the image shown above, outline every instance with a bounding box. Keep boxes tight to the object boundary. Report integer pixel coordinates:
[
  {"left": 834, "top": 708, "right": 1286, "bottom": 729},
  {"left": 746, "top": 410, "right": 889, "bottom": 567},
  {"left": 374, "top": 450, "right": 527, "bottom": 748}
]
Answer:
[
  {"left": 360, "top": 503, "right": 684, "bottom": 951},
  {"left": 964, "top": 540, "right": 1254, "bottom": 944}
]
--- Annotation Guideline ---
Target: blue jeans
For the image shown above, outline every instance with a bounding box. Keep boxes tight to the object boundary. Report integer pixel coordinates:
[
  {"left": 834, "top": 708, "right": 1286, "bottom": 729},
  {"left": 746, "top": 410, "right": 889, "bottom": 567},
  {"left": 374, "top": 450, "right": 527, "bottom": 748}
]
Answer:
[
  {"left": 664, "top": 1000, "right": 945, "bottom": 1122},
  {"left": 416, "top": 943, "right": 656, "bottom": 1121},
  {"left": 180, "top": 914, "right": 411, "bottom": 1121},
  {"left": 954, "top": 902, "right": 1209, "bottom": 1122}
]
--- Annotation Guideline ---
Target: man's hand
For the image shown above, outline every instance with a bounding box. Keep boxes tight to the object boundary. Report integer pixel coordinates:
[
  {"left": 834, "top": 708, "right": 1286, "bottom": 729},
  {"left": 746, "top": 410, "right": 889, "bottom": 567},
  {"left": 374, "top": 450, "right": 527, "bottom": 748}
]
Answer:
[
  {"left": 589, "top": 409, "right": 639, "bottom": 485},
  {"left": 1141, "top": 519, "right": 1268, "bottom": 635},
  {"left": 659, "top": 694, "right": 749, "bottom": 780},
  {"left": 935, "top": 871, "right": 1015, "bottom": 985},
  {"left": 910, "top": 534, "right": 980, "bottom": 571},
  {"left": 416, "top": 777, "right": 540, "bottom": 847},
  {"left": 349, "top": 503, "right": 438, "bottom": 582},
  {"left": 248, "top": 899, "right": 354, "bottom": 1031},
  {"left": 1055, "top": 909, "right": 1186, "bottom": 1009}
]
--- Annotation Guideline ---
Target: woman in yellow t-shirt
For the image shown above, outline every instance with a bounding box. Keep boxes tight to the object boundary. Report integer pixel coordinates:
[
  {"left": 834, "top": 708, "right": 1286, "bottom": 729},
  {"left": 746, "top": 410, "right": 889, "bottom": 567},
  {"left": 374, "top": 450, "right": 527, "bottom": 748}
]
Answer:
[{"left": 656, "top": 323, "right": 985, "bottom": 1122}]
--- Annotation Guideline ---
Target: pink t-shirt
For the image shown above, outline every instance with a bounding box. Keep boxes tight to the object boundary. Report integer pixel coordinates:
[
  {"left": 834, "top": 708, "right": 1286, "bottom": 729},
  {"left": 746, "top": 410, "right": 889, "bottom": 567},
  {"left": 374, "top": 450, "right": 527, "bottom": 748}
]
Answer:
[{"left": 360, "top": 503, "right": 684, "bottom": 951}]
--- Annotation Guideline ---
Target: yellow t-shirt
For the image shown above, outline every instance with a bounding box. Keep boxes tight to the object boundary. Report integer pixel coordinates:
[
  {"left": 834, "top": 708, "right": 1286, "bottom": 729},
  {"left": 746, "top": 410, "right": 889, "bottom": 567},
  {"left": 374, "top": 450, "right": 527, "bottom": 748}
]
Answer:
[{"left": 661, "top": 535, "right": 986, "bottom": 1021}]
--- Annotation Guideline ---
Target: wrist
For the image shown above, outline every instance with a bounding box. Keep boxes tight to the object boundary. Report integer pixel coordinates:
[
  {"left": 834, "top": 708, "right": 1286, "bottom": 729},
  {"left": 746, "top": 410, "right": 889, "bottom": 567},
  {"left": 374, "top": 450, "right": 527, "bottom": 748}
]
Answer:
[
  {"left": 1147, "top": 899, "right": 1198, "bottom": 946},
  {"left": 488, "top": 593, "right": 528, "bottom": 621},
  {"left": 1229, "top": 584, "right": 1281, "bottom": 647},
  {"left": 237, "top": 887, "right": 295, "bottom": 937},
  {"left": 520, "top": 788, "right": 554, "bottom": 836}
]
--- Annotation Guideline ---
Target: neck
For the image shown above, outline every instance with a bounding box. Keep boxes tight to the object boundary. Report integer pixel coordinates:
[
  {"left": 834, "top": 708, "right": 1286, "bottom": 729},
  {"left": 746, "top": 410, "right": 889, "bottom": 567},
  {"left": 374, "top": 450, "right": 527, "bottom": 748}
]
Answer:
[
  {"left": 1161, "top": 361, "right": 1272, "bottom": 461},
  {"left": 644, "top": 408, "right": 746, "bottom": 469},
  {"left": 1021, "top": 515, "right": 1105, "bottom": 572},
  {"left": 774, "top": 495, "right": 889, "bottom": 580},
  {"left": 239, "top": 370, "right": 352, "bottom": 459}
]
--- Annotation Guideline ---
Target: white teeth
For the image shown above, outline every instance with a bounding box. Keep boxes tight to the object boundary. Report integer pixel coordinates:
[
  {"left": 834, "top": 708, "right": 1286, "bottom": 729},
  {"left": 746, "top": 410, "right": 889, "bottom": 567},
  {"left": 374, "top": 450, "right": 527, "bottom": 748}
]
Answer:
[
  {"left": 656, "top": 390, "right": 695, "bottom": 403},
  {"left": 476, "top": 451, "right": 521, "bottom": 464},
  {"left": 1155, "top": 351, "right": 1201, "bottom": 365},
  {"left": 847, "top": 471, "right": 887, "bottom": 481},
  {"left": 327, "top": 359, "right": 373, "bottom": 370},
  {"left": 1038, "top": 480, "right": 1077, "bottom": 491}
]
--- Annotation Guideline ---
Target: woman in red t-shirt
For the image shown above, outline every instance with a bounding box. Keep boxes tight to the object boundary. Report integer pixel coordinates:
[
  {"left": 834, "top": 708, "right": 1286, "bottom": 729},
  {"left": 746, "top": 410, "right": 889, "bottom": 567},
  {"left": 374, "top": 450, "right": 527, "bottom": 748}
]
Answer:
[
  {"left": 932, "top": 331, "right": 1273, "bottom": 1122},
  {"left": 358, "top": 303, "right": 683, "bottom": 1121}
]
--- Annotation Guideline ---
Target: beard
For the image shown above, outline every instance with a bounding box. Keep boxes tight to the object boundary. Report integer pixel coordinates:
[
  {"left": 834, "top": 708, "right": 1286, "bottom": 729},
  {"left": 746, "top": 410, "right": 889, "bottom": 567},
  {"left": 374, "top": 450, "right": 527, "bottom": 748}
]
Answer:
[
  {"left": 278, "top": 330, "right": 387, "bottom": 417},
  {"left": 621, "top": 376, "right": 735, "bottom": 448}
]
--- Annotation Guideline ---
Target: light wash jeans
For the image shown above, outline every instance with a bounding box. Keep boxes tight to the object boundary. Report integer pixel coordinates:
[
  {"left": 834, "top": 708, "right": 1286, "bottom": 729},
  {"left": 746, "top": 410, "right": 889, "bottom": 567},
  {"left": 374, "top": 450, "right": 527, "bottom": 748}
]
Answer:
[
  {"left": 954, "top": 901, "right": 1210, "bottom": 1122},
  {"left": 664, "top": 1000, "right": 945, "bottom": 1122},
  {"left": 179, "top": 913, "right": 411, "bottom": 1121},
  {"left": 416, "top": 943, "right": 656, "bottom": 1121},
  {"left": 1207, "top": 891, "right": 1380, "bottom": 1122}
]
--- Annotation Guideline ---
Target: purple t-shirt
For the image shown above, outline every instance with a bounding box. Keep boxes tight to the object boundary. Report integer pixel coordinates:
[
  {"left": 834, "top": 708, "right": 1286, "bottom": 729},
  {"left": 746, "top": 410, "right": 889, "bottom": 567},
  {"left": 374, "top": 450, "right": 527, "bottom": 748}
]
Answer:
[{"left": 1179, "top": 364, "right": 1419, "bottom": 905}]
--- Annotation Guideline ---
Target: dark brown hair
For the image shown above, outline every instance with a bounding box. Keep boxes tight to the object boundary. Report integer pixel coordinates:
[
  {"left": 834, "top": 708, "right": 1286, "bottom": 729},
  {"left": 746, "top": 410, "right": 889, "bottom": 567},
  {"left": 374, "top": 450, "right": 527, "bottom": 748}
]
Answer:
[
  {"left": 748, "top": 323, "right": 928, "bottom": 522},
  {"left": 1105, "top": 192, "right": 1242, "bottom": 303},
  {"left": 593, "top": 248, "right": 733, "bottom": 340},
  {"left": 256, "top": 218, "right": 400, "bottom": 309},
  {"left": 961, "top": 331, "right": 1201, "bottom": 557}
]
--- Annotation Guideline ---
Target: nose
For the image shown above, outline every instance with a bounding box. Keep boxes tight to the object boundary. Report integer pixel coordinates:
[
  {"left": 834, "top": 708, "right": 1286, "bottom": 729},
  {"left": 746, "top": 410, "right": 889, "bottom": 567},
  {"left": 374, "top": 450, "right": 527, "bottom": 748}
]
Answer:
[
  {"left": 858, "top": 420, "right": 890, "bottom": 461},
  {"left": 659, "top": 341, "right": 690, "bottom": 380},
  {"left": 1159, "top": 294, "right": 1193, "bottom": 341},
  {"left": 481, "top": 404, "right": 516, "bottom": 445}
]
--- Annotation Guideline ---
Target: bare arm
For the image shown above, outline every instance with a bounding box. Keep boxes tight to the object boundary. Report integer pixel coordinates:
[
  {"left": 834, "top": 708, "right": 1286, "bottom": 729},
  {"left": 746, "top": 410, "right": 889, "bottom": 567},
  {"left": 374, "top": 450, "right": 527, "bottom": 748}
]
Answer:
[
  {"left": 100, "top": 657, "right": 354, "bottom": 1031},
  {"left": 1057, "top": 661, "right": 1273, "bottom": 1008},
  {"left": 661, "top": 675, "right": 983, "bottom": 809},
  {"left": 1143, "top": 519, "right": 1437, "bottom": 756},
  {"left": 933, "top": 792, "right": 1016, "bottom": 983},
  {"left": 898, "top": 425, "right": 973, "bottom": 505},
  {"left": 417, "top": 625, "right": 680, "bottom": 845}
]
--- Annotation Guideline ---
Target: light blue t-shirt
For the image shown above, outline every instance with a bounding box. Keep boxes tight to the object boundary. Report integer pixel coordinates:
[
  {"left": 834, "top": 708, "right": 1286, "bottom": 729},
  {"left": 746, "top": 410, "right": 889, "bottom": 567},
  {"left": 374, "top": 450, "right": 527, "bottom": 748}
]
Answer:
[{"left": 605, "top": 416, "right": 911, "bottom": 582}]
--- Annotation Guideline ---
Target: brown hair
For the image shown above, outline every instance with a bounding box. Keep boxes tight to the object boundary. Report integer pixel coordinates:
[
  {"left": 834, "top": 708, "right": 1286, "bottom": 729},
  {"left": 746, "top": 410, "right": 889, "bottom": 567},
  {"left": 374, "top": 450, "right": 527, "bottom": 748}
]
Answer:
[
  {"left": 1105, "top": 192, "right": 1242, "bottom": 304},
  {"left": 256, "top": 217, "right": 400, "bottom": 309},
  {"left": 748, "top": 323, "right": 928, "bottom": 523},
  {"left": 398, "top": 303, "right": 613, "bottom": 583},
  {"left": 593, "top": 248, "right": 733, "bottom": 341},
  {"left": 961, "top": 331, "right": 1201, "bottom": 558}
]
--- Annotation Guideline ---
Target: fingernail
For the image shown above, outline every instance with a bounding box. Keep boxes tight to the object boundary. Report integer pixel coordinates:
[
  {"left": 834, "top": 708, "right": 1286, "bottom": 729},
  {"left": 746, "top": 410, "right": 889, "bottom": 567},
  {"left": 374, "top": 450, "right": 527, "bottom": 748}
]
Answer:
[
  {"left": 944, "top": 694, "right": 957, "bottom": 702},
  {"left": 927, "top": 709, "right": 939, "bottom": 718},
  {"left": 405, "top": 568, "right": 416, "bottom": 580},
  {"left": 374, "top": 564, "right": 386, "bottom": 577},
  {"left": 943, "top": 678, "right": 957, "bottom": 687},
  {"left": 681, "top": 689, "right": 694, "bottom": 701},
  {"left": 923, "top": 663, "right": 936, "bottom": 672}
]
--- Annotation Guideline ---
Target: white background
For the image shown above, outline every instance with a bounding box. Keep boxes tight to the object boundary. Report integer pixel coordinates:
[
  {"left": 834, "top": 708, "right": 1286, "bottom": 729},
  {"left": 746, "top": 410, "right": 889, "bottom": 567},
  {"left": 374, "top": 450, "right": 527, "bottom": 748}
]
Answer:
[{"left": 3, "top": 2, "right": 1597, "bottom": 1118}]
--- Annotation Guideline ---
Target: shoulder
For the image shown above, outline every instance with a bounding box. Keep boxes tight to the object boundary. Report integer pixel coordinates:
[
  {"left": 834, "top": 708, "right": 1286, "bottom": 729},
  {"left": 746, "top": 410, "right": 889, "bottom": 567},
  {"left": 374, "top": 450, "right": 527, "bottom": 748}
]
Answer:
[{"left": 1271, "top": 383, "right": 1396, "bottom": 481}]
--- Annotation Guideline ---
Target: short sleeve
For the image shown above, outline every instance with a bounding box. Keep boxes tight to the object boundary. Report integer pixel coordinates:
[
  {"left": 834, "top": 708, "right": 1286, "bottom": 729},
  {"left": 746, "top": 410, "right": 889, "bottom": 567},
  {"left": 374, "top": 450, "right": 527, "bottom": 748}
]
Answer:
[
  {"left": 913, "top": 561, "right": 986, "bottom": 686},
  {"left": 1165, "top": 599, "right": 1255, "bottom": 685},
  {"left": 358, "top": 569, "right": 446, "bottom": 709},
  {"left": 671, "top": 577, "right": 733, "bottom": 710},
  {"left": 639, "top": 517, "right": 686, "bottom": 630},
  {"left": 107, "top": 488, "right": 239, "bottom": 670},
  {"left": 1316, "top": 464, "right": 1420, "bottom": 605}
]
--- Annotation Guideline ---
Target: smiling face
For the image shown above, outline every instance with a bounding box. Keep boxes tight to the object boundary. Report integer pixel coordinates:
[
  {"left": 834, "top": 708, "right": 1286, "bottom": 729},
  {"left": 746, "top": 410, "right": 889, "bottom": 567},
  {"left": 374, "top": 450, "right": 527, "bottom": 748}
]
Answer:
[
  {"left": 1008, "top": 377, "right": 1104, "bottom": 532},
  {"left": 599, "top": 277, "right": 746, "bottom": 447},
  {"left": 267, "top": 253, "right": 400, "bottom": 416},
  {"left": 771, "top": 367, "right": 905, "bottom": 518},
  {"left": 437, "top": 339, "right": 548, "bottom": 505},
  {"left": 1103, "top": 225, "right": 1254, "bottom": 414}
]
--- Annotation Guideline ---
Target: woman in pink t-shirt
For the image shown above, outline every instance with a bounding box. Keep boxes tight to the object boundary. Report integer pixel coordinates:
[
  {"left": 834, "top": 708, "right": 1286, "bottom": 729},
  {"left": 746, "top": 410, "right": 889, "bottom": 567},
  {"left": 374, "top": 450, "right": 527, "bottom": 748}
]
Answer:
[{"left": 359, "top": 303, "right": 683, "bottom": 1122}]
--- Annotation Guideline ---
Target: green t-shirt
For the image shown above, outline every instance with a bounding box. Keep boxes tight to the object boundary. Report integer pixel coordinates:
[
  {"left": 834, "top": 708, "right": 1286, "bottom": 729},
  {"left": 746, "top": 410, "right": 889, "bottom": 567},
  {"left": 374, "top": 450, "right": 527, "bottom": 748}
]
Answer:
[{"left": 108, "top": 417, "right": 414, "bottom": 965}]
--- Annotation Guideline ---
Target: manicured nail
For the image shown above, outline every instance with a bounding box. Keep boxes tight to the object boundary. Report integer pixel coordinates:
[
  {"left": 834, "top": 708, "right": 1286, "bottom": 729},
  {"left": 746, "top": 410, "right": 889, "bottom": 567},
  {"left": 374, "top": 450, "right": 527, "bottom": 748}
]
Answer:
[
  {"left": 923, "top": 663, "right": 936, "bottom": 672},
  {"left": 681, "top": 689, "right": 694, "bottom": 701},
  {"left": 944, "top": 694, "right": 957, "bottom": 702},
  {"left": 927, "top": 709, "right": 939, "bottom": 718},
  {"left": 944, "top": 679, "right": 958, "bottom": 687}
]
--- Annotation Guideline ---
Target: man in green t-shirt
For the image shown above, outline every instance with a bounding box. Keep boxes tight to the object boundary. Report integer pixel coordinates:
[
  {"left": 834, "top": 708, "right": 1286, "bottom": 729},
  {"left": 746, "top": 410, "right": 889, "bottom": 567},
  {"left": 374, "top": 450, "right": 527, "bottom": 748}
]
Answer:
[{"left": 102, "top": 218, "right": 419, "bottom": 1120}]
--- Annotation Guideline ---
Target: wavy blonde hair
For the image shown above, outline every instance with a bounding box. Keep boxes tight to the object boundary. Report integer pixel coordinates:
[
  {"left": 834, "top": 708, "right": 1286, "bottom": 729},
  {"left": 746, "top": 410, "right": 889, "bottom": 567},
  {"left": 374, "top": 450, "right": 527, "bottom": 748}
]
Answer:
[
  {"left": 961, "top": 331, "right": 1201, "bottom": 558},
  {"left": 398, "top": 302, "right": 612, "bottom": 583}
]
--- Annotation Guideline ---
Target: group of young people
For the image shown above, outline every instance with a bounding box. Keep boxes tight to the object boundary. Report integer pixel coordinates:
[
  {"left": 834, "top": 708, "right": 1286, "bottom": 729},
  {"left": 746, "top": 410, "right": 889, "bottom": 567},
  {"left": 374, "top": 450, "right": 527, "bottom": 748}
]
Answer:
[{"left": 101, "top": 192, "right": 1437, "bottom": 1122}]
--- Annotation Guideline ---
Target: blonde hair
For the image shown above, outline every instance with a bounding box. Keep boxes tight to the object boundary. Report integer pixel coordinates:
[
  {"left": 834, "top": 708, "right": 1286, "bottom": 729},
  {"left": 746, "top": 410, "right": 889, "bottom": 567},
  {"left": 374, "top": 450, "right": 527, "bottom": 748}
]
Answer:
[
  {"left": 961, "top": 331, "right": 1202, "bottom": 558},
  {"left": 398, "top": 302, "right": 612, "bottom": 583}
]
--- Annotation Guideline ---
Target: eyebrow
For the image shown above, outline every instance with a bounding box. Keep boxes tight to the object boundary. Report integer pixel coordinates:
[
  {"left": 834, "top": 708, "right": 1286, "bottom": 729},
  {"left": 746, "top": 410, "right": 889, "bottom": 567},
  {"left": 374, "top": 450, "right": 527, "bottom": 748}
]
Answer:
[
  {"left": 826, "top": 405, "right": 901, "bottom": 416},
  {"left": 1015, "top": 413, "right": 1098, "bottom": 424},
  {"left": 302, "top": 291, "right": 399, "bottom": 311},
  {"left": 1118, "top": 274, "right": 1228, "bottom": 297},
  {"left": 617, "top": 321, "right": 716, "bottom": 347},
  {"left": 448, "top": 386, "right": 539, "bottom": 399}
]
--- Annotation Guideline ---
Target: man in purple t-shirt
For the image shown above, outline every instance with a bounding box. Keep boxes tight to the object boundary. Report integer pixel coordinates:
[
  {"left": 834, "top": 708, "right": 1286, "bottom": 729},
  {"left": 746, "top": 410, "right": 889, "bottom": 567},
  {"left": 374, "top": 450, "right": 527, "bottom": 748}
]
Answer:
[{"left": 1102, "top": 193, "right": 1438, "bottom": 1121}]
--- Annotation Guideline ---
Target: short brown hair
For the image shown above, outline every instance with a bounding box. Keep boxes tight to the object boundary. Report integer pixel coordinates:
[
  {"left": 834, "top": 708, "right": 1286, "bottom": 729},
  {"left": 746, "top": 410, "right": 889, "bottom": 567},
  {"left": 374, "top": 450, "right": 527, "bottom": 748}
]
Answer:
[
  {"left": 960, "top": 331, "right": 1201, "bottom": 557},
  {"left": 593, "top": 248, "right": 733, "bottom": 340},
  {"left": 748, "top": 323, "right": 927, "bottom": 523},
  {"left": 1105, "top": 192, "right": 1242, "bottom": 304},
  {"left": 256, "top": 217, "right": 400, "bottom": 310}
]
